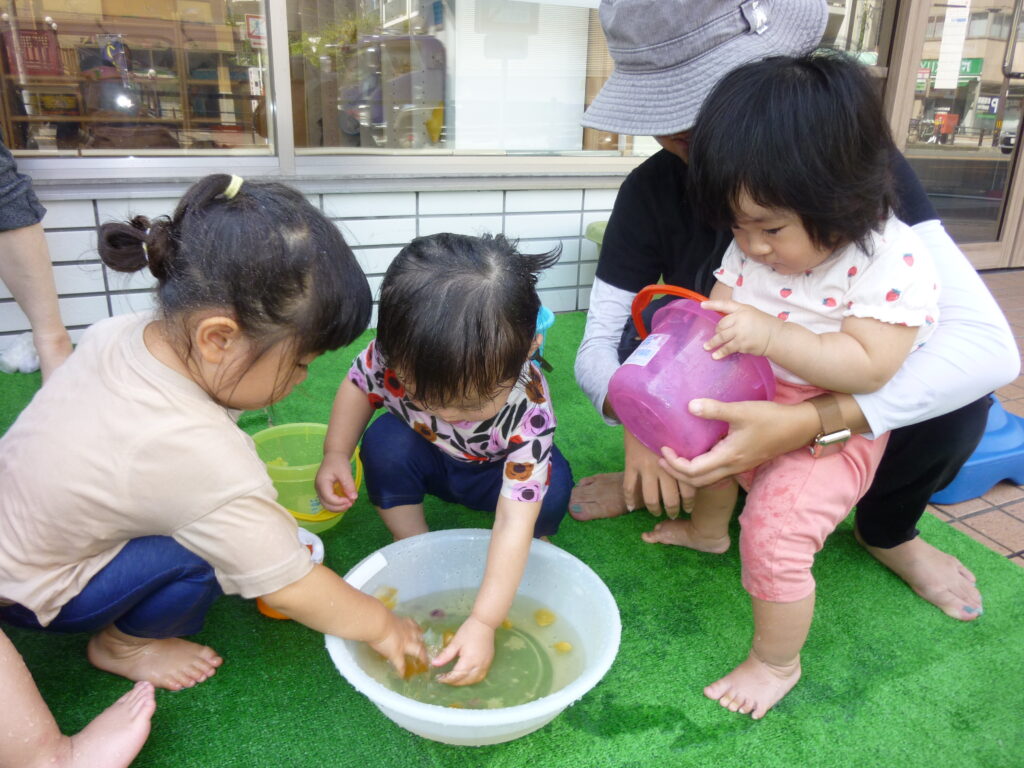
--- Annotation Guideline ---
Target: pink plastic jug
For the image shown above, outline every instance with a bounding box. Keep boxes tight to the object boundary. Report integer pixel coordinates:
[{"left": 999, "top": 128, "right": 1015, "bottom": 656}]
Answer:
[{"left": 607, "top": 285, "right": 776, "bottom": 460}]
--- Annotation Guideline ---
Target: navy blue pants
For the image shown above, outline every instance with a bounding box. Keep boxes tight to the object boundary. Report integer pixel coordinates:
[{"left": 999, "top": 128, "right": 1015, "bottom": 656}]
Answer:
[
  {"left": 0, "top": 536, "right": 222, "bottom": 638},
  {"left": 361, "top": 412, "right": 573, "bottom": 537}
]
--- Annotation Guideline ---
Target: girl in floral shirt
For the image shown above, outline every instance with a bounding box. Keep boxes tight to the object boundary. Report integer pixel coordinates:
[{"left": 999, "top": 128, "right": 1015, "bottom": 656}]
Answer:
[{"left": 316, "top": 232, "right": 572, "bottom": 687}]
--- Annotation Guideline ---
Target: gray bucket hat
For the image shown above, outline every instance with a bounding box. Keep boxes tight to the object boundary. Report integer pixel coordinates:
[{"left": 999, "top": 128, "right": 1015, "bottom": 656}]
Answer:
[{"left": 582, "top": 0, "right": 829, "bottom": 136}]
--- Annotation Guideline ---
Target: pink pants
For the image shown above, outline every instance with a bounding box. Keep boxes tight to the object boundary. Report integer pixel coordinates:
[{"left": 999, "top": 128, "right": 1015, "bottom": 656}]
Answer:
[{"left": 736, "top": 381, "right": 889, "bottom": 603}]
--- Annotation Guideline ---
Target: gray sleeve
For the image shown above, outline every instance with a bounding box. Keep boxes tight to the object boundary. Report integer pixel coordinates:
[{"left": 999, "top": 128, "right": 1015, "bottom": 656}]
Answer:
[{"left": 0, "top": 141, "right": 46, "bottom": 231}]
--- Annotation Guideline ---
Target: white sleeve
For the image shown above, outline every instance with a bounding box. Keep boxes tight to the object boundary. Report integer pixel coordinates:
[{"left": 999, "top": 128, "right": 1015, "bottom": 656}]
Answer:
[
  {"left": 574, "top": 276, "right": 636, "bottom": 426},
  {"left": 853, "top": 219, "right": 1020, "bottom": 436}
]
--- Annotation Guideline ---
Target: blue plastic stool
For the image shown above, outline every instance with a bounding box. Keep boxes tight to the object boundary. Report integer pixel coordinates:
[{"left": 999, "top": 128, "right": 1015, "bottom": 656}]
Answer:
[{"left": 930, "top": 396, "right": 1024, "bottom": 504}]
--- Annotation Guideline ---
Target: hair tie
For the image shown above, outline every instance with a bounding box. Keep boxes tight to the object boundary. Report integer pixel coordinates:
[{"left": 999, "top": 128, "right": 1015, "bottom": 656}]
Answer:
[
  {"left": 141, "top": 227, "right": 151, "bottom": 264},
  {"left": 223, "top": 174, "right": 244, "bottom": 200}
]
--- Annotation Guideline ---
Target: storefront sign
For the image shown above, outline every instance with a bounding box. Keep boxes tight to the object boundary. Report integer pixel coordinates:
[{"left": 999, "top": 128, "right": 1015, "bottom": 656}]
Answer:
[{"left": 246, "top": 14, "right": 267, "bottom": 49}]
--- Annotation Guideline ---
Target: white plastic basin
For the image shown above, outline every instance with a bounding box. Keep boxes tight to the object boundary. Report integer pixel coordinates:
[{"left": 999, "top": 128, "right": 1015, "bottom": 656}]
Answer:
[{"left": 325, "top": 529, "right": 620, "bottom": 746}]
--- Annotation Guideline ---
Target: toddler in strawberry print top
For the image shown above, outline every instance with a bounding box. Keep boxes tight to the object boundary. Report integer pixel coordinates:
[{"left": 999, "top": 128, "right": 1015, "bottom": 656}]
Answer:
[
  {"left": 712, "top": 214, "right": 938, "bottom": 384},
  {"left": 316, "top": 232, "right": 572, "bottom": 688},
  {"left": 647, "top": 51, "right": 944, "bottom": 721}
]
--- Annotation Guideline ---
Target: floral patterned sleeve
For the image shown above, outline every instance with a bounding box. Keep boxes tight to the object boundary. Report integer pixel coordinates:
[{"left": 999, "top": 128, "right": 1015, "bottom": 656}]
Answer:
[
  {"left": 347, "top": 340, "right": 388, "bottom": 409},
  {"left": 500, "top": 363, "right": 557, "bottom": 504}
]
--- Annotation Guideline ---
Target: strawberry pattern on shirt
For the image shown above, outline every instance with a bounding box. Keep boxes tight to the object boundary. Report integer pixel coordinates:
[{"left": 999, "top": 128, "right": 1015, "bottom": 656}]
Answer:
[
  {"left": 714, "top": 215, "right": 940, "bottom": 384},
  {"left": 348, "top": 340, "right": 556, "bottom": 503}
]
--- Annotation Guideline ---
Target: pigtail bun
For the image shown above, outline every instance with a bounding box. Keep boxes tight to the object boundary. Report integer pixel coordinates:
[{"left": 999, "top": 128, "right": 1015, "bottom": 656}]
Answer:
[{"left": 98, "top": 214, "right": 173, "bottom": 282}]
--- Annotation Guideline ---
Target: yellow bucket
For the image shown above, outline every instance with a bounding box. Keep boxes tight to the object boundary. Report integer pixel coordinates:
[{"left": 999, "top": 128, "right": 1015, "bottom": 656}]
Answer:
[{"left": 252, "top": 423, "right": 362, "bottom": 534}]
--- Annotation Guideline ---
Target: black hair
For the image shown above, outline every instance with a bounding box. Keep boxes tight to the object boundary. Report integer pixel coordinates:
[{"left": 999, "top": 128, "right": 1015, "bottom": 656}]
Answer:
[
  {"left": 97, "top": 174, "right": 371, "bottom": 379},
  {"left": 688, "top": 50, "right": 896, "bottom": 253},
  {"left": 375, "top": 232, "right": 560, "bottom": 408}
]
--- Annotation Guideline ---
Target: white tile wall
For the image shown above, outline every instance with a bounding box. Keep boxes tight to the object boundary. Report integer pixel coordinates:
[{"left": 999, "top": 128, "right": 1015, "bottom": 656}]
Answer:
[
  {"left": 323, "top": 192, "right": 416, "bottom": 219},
  {"left": 419, "top": 190, "right": 502, "bottom": 215},
  {"left": 1, "top": 184, "right": 622, "bottom": 350},
  {"left": 42, "top": 200, "right": 95, "bottom": 229},
  {"left": 418, "top": 214, "right": 504, "bottom": 238},
  {"left": 45, "top": 230, "right": 98, "bottom": 264}
]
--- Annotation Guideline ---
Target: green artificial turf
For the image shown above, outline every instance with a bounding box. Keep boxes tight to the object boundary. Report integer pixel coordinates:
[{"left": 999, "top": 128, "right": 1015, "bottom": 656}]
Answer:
[{"left": 3, "top": 312, "right": 1023, "bottom": 767}]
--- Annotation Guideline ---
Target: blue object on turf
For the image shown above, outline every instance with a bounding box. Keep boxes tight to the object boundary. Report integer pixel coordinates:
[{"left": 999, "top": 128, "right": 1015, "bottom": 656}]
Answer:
[{"left": 930, "top": 396, "right": 1024, "bottom": 504}]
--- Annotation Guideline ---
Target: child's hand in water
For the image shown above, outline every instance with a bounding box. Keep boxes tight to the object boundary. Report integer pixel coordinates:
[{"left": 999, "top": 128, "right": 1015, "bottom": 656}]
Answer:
[
  {"left": 369, "top": 613, "right": 428, "bottom": 678},
  {"left": 701, "top": 299, "right": 782, "bottom": 360},
  {"left": 431, "top": 615, "right": 496, "bottom": 686},
  {"left": 315, "top": 451, "right": 358, "bottom": 512}
]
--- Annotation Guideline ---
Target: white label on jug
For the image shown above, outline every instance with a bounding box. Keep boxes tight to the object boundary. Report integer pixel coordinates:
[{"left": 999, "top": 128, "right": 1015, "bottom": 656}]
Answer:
[{"left": 622, "top": 333, "right": 668, "bottom": 366}]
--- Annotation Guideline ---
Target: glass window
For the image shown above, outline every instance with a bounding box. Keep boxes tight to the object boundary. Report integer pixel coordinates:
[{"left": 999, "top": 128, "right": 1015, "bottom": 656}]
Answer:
[
  {"left": 288, "top": 0, "right": 614, "bottom": 155},
  {"left": 821, "top": 0, "right": 896, "bottom": 66},
  {"left": 0, "top": 1, "right": 271, "bottom": 155},
  {"left": 967, "top": 11, "right": 990, "bottom": 39},
  {"left": 902, "top": 1, "right": 1022, "bottom": 243}
]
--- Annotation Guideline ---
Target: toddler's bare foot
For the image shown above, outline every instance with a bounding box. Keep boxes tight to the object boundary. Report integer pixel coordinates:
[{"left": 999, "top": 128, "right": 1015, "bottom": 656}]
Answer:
[
  {"left": 569, "top": 473, "right": 629, "bottom": 520},
  {"left": 63, "top": 681, "right": 155, "bottom": 768},
  {"left": 33, "top": 330, "right": 74, "bottom": 382},
  {"left": 641, "top": 519, "right": 730, "bottom": 553},
  {"left": 856, "top": 529, "right": 982, "bottom": 621},
  {"left": 704, "top": 652, "right": 801, "bottom": 719},
  {"left": 88, "top": 626, "right": 222, "bottom": 691}
]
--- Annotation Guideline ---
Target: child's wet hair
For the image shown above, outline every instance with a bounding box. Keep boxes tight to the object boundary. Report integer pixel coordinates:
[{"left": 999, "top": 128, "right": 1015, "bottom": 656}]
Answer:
[
  {"left": 688, "top": 50, "right": 896, "bottom": 254},
  {"left": 376, "top": 233, "right": 559, "bottom": 408},
  {"left": 97, "top": 174, "right": 371, "bottom": 364}
]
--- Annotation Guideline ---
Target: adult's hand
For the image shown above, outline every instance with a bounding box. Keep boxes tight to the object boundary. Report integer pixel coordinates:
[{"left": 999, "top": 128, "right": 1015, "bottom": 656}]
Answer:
[
  {"left": 659, "top": 398, "right": 822, "bottom": 487},
  {"left": 623, "top": 428, "right": 695, "bottom": 517}
]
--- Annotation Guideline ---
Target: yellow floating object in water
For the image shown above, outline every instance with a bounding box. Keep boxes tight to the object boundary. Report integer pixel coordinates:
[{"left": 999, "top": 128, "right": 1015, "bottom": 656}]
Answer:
[
  {"left": 553, "top": 641, "right": 573, "bottom": 654},
  {"left": 375, "top": 586, "right": 398, "bottom": 610},
  {"left": 533, "top": 609, "right": 556, "bottom": 627}
]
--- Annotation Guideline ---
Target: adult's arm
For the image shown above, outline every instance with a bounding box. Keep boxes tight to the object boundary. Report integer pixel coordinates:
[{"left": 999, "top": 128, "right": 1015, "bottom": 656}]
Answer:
[
  {"left": 664, "top": 221, "right": 1018, "bottom": 487},
  {"left": 853, "top": 219, "right": 1019, "bottom": 436},
  {"left": 575, "top": 276, "right": 635, "bottom": 423}
]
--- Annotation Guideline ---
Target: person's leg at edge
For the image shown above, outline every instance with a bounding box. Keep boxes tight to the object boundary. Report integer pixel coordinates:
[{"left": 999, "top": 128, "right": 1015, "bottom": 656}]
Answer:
[
  {"left": 854, "top": 396, "right": 991, "bottom": 621},
  {"left": 641, "top": 478, "right": 736, "bottom": 551},
  {"left": 0, "top": 628, "right": 154, "bottom": 768},
  {"left": 0, "top": 536, "right": 225, "bottom": 691},
  {"left": 0, "top": 223, "right": 74, "bottom": 380}
]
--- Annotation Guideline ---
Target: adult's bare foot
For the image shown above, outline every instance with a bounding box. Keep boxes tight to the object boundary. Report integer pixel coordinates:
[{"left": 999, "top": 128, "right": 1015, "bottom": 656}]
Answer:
[
  {"left": 641, "top": 519, "right": 730, "bottom": 553},
  {"left": 569, "top": 473, "right": 630, "bottom": 521},
  {"left": 88, "top": 626, "right": 222, "bottom": 691},
  {"left": 62, "top": 681, "right": 156, "bottom": 768},
  {"left": 855, "top": 529, "right": 982, "bottom": 621},
  {"left": 703, "top": 652, "right": 801, "bottom": 720}
]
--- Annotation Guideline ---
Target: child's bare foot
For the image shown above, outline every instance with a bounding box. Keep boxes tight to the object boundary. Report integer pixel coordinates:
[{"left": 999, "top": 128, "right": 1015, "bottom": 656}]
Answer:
[
  {"left": 63, "top": 681, "right": 156, "bottom": 768},
  {"left": 704, "top": 652, "right": 801, "bottom": 719},
  {"left": 855, "top": 528, "right": 982, "bottom": 621},
  {"left": 569, "top": 473, "right": 629, "bottom": 520},
  {"left": 641, "top": 519, "right": 730, "bottom": 553},
  {"left": 88, "top": 626, "right": 222, "bottom": 691}
]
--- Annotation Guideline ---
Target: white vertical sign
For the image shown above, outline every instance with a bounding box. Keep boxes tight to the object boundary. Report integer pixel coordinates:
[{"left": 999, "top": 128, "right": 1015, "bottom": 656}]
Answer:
[{"left": 934, "top": 2, "right": 970, "bottom": 90}]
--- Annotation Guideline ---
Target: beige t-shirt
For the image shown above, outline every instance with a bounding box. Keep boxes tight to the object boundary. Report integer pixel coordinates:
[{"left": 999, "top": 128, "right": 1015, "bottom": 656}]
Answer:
[{"left": 0, "top": 312, "right": 313, "bottom": 625}]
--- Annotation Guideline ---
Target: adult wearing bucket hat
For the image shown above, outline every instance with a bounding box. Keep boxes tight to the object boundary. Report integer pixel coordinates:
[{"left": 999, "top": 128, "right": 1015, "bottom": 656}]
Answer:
[{"left": 572, "top": 0, "right": 1018, "bottom": 625}]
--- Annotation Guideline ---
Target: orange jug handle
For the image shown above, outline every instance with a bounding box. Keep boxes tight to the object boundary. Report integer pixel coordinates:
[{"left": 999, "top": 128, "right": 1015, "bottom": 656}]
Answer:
[{"left": 630, "top": 284, "right": 710, "bottom": 339}]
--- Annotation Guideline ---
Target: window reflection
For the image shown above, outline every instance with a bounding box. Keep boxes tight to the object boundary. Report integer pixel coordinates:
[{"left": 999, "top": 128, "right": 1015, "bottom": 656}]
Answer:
[
  {"left": 289, "top": 0, "right": 604, "bottom": 154},
  {"left": 904, "top": 1, "right": 1022, "bottom": 243},
  {"left": 0, "top": 1, "right": 271, "bottom": 154}
]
